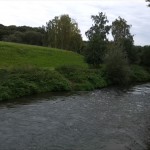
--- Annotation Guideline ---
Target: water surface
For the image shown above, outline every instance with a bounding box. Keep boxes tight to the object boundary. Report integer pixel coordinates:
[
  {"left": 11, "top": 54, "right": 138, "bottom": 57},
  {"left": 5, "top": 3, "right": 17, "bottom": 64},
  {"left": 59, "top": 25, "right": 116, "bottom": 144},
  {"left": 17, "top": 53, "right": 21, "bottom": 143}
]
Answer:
[{"left": 0, "top": 83, "right": 150, "bottom": 150}]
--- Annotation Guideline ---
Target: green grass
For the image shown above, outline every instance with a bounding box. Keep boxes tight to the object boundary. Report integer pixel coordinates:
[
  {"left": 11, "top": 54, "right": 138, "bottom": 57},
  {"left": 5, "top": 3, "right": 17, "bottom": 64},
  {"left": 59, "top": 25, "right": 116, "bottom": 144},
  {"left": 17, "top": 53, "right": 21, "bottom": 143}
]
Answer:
[
  {"left": 0, "top": 68, "right": 72, "bottom": 101},
  {"left": 0, "top": 67, "right": 108, "bottom": 101},
  {"left": 0, "top": 41, "right": 149, "bottom": 101},
  {"left": 0, "top": 41, "right": 88, "bottom": 69},
  {"left": 56, "top": 65, "right": 108, "bottom": 91}
]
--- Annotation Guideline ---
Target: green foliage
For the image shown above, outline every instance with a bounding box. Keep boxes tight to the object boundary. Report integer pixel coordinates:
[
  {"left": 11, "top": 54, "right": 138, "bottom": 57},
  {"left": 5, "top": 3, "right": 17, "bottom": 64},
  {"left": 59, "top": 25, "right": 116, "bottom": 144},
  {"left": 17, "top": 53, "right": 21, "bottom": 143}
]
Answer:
[
  {"left": 0, "top": 66, "right": 108, "bottom": 101},
  {"left": 0, "top": 41, "right": 88, "bottom": 69},
  {"left": 112, "top": 17, "right": 133, "bottom": 43},
  {"left": 56, "top": 65, "right": 108, "bottom": 91},
  {"left": 3, "top": 31, "right": 44, "bottom": 46},
  {"left": 0, "top": 68, "right": 71, "bottom": 101},
  {"left": 3, "top": 31, "right": 24, "bottom": 43},
  {"left": 130, "top": 65, "right": 150, "bottom": 82},
  {"left": 141, "top": 46, "right": 150, "bottom": 67},
  {"left": 129, "top": 46, "right": 142, "bottom": 64},
  {"left": 121, "top": 38, "right": 134, "bottom": 63},
  {"left": 105, "top": 45, "right": 130, "bottom": 85},
  {"left": 111, "top": 17, "right": 134, "bottom": 63},
  {"left": 22, "top": 31, "right": 43, "bottom": 45},
  {"left": 131, "top": 45, "right": 150, "bottom": 67},
  {"left": 85, "top": 12, "right": 111, "bottom": 66},
  {"left": 46, "top": 14, "right": 83, "bottom": 52},
  {"left": 0, "top": 24, "right": 45, "bottom": 46},
  {"left": 0, "top": 65, "right": 149, "bottom": 101}
]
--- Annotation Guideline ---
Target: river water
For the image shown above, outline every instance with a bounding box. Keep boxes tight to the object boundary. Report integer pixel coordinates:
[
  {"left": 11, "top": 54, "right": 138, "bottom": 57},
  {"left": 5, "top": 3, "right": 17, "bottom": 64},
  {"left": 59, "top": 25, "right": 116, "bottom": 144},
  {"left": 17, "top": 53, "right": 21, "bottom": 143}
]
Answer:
[{"left": 0, "top": 83, "right": 150, "bottom": 150}]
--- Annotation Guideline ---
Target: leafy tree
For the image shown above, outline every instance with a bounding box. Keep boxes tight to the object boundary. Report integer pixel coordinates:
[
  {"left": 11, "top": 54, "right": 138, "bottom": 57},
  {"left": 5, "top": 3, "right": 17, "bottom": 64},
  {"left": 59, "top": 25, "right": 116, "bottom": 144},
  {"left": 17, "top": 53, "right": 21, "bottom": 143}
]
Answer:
[
  {"left": 46, "top": 16, "right": 59, "bottom": 48},
  {"left": 141, "top": 46, "right": 150, "bottom": 67},
  {"left": 130, "top": 46, "right": 142, "bottom": 64},
  {"left": 69, "top": 32, "right": 83, "bottom": 53},
  {"left": 59, "top": 15, "right": 72, "bottom": 50},
  {"left": 23, "top": 31, "right": 43, "bottom": 46},
  {"left": 111, "top": 17, "right": 134, "bottom": 63},
  {"left": 46, "top": 14, "right": 82, "bottom": 52},
  {"left": 0, "top": 24, "right": 8, "bottom": 40},
  {"left": 0, "top": 24, "right": 45, "bottom": 46},
  {"left": 3, "top": 31, "right": 24, "bottom": 43},
  {"left": 112, "top": 17, "right": 133, "bottom": 44},
  {"left": 85, "top": 12, "right": 111, "bottom": 66}
]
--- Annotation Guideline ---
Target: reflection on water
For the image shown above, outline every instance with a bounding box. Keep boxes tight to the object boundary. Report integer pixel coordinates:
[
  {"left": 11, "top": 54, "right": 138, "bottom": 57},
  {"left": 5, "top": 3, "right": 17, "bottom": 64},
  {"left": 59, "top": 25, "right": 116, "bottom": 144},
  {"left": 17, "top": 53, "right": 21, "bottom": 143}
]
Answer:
[
  {"left": 128, "top": 83, "right": 150, "bottom": 95},
  {"left": 0, "top": 83, "right": 149, "bottom": 150}
]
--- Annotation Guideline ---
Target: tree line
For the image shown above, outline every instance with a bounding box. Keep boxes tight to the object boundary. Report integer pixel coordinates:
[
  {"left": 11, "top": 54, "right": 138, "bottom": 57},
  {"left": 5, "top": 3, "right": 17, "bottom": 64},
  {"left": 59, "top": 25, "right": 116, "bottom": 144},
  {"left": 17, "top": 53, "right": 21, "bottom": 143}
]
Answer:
[
  {"left": 0, "top": 24, "right": 45, "bottom": 46},
  {"left": 0, "top": 10, "right": 149, "bottom": 70},
  {"left": 0, "top": 14, "right": 83, "bottom": 53},
  {"left": 0, "top": 0, "right": 149, "bottom": 51},
  {"left": 84, "top": 11, "right": 150, "bottom": 84}
]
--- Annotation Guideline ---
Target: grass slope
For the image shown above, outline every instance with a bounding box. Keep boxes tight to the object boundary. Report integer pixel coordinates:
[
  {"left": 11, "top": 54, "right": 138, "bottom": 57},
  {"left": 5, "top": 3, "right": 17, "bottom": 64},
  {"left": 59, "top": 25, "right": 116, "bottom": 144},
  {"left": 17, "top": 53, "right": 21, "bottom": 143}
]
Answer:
[
  {"left": 0, "top": 41, "right": 88, "bottom": 69},
  {"left": 0, "top": 41, "right": 149, "bottom": 101}
]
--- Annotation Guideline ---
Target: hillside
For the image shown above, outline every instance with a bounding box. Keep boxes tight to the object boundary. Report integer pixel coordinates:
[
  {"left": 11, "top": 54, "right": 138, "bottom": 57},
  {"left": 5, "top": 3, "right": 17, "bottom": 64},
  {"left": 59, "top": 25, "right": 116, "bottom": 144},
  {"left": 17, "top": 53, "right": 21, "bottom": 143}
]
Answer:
[
  {"left": 0, "top": 42, "right": 149, "bottom": 101},
  {"left": 0, "top": 41, "right": 88, "bottom": 69}
]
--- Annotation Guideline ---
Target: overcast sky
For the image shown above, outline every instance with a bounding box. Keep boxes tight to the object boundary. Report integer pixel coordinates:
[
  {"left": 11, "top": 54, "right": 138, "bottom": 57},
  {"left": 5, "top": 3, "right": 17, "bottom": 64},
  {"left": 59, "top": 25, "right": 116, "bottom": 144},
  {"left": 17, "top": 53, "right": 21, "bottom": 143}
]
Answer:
[{"left": 0, "top": 0, "right": 149, "bottom": 46}]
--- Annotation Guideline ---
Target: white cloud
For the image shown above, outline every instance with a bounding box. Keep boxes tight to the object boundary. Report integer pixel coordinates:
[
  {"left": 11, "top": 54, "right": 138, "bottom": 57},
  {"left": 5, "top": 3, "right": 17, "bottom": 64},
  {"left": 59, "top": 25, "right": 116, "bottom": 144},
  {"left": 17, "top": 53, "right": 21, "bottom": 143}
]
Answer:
[{"left": 0, "top": 0, "right": 149, "bottom": 45}]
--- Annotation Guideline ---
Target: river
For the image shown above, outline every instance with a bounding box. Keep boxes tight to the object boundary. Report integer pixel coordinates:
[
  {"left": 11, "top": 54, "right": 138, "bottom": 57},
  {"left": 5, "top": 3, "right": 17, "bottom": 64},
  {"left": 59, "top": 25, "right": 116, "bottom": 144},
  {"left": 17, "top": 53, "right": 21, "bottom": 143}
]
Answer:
[{"left": 0, "top": 83, "right": 150, "bottom": 150}]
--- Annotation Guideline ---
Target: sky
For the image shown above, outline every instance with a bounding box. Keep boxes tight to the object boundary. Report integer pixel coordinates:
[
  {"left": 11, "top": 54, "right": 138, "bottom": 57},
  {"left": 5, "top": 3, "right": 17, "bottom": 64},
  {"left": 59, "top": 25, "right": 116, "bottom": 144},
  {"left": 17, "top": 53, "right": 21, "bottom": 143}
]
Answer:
[{"left": 0, "top": 0, "right": 149, "bottom": 46}]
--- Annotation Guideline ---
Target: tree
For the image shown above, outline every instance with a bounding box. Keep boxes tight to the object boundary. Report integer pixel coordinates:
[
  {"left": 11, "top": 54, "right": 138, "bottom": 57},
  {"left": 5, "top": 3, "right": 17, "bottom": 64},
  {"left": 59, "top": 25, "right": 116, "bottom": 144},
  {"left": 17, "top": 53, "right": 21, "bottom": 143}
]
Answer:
[
  {"left": 112, "top": 17, "right": 133, "bottom": 44},
  {"left": 23, "top": 31, "right": 43, "bottom": 46},
  {"left": 45, "top": 14, "right": 82, "bottom": 52},
  {"left": 85, "top": 12, "right": 111, "bottom": 66},
  {"left": 0, "top": 24, "right": 45, "bottom": 46},
  {"left": 3, "top": 31, "right": 24, "bottom": 43},
  {"left": 46, "top": 16, "right": 59, "bottom": 48},
  {"left": 141, "top": 46, "right": 150, "bottom": 67},
  {"left": 0, "top": 24, "right": 8, "bottom": 40},
  {"left": 111, "top": 17, "right": 134, "bottom": 63}
]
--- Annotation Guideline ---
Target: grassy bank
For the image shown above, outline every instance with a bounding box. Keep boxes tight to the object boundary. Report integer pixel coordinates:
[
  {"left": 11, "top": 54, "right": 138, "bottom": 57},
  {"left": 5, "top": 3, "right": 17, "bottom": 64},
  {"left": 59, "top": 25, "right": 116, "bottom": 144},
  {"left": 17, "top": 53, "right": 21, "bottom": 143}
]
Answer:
[
  {"left": 0, "top": 41, "right": 88, "bottom": 69},
  {"left": 0, "top": 65, "right": 149, "bottom": 101},
  {"left": 0, "top": 67, "right": 108, "bottom": 101},
  {"left": 0, "top": 42, "right": 149, "bottom": 101}
]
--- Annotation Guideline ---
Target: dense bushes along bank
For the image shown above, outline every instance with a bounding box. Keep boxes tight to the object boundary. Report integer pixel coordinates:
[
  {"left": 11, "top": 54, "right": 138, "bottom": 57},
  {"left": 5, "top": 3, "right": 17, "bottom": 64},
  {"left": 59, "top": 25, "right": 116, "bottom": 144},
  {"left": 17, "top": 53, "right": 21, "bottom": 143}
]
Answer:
[{"left": 0, "top": 65, "right": 150, "bottom": 101}]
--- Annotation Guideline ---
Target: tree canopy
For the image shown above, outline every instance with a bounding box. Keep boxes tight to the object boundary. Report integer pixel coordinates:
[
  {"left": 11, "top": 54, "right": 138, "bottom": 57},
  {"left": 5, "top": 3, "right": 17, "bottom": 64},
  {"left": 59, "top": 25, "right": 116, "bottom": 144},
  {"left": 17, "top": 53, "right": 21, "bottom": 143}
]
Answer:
[
  {"left": 111, "top": 17, "right": 134, "bottom": 63},
  {"left": 45, "top": 14, "right": 83, "bottom": 52},
  {"left": 111, "top": 17, "right": 133, "bottom": 44},
  {"left": 85, "top": 12, "right": 111, "bottom": 66},
  {"left": 0, "top": 24, "right": 45, "bottom": 46}
]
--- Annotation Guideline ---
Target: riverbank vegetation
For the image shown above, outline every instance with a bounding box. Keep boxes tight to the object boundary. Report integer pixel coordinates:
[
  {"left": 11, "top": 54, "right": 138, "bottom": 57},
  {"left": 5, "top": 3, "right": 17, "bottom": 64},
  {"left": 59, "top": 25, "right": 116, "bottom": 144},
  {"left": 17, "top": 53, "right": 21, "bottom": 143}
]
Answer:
[
  {"left": 0, "top": 64, "right": 149, "bottom": 101},
  {"left": 0, "top": 10, "right": 150, "bottom": 101},
  {"left": 0, "top": 66, "right": 108, "bottom": 101}
]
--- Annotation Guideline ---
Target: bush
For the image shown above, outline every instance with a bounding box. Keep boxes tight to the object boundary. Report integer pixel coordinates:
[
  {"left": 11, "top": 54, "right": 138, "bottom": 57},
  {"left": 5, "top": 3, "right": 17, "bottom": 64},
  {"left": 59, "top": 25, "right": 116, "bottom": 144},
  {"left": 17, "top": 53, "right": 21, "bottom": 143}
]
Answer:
[
  {"left": 0, "top": 66, "right": 108, "bottom": 101},
  {"left": 105, "top": 45, "right": 130, "bottom": 85},
  {"left": 141, "top": 46, "right": 150, "bottom": 67},
  {"left": 130, "top": 65, "right": 150, "bottom": 82},
  {"left": 0, "top": 68, "right": 71, "bottom": 101},
  {"left": 56, "top": 65, "right": 108, "bottom": 91}
]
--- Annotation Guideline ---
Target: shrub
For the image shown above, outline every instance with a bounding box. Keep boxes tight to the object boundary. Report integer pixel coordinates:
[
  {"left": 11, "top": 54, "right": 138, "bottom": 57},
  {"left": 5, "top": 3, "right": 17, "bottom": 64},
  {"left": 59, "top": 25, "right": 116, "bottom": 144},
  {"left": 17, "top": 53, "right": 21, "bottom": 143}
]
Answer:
[
  {"left": 56, "top": 65, "right": 108, "bottom": 91},
  {"left": 0, "top": 68, "right": 72, "bottom": 101},
  {"left": 141, "top": 46, "right": 150, "bottom": 67},
  {"left": 105, "top": 45, "right": 130, "bottom": 85},
  {"left": 130, "top": 65, "right": 150, "bottom": 82}
]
